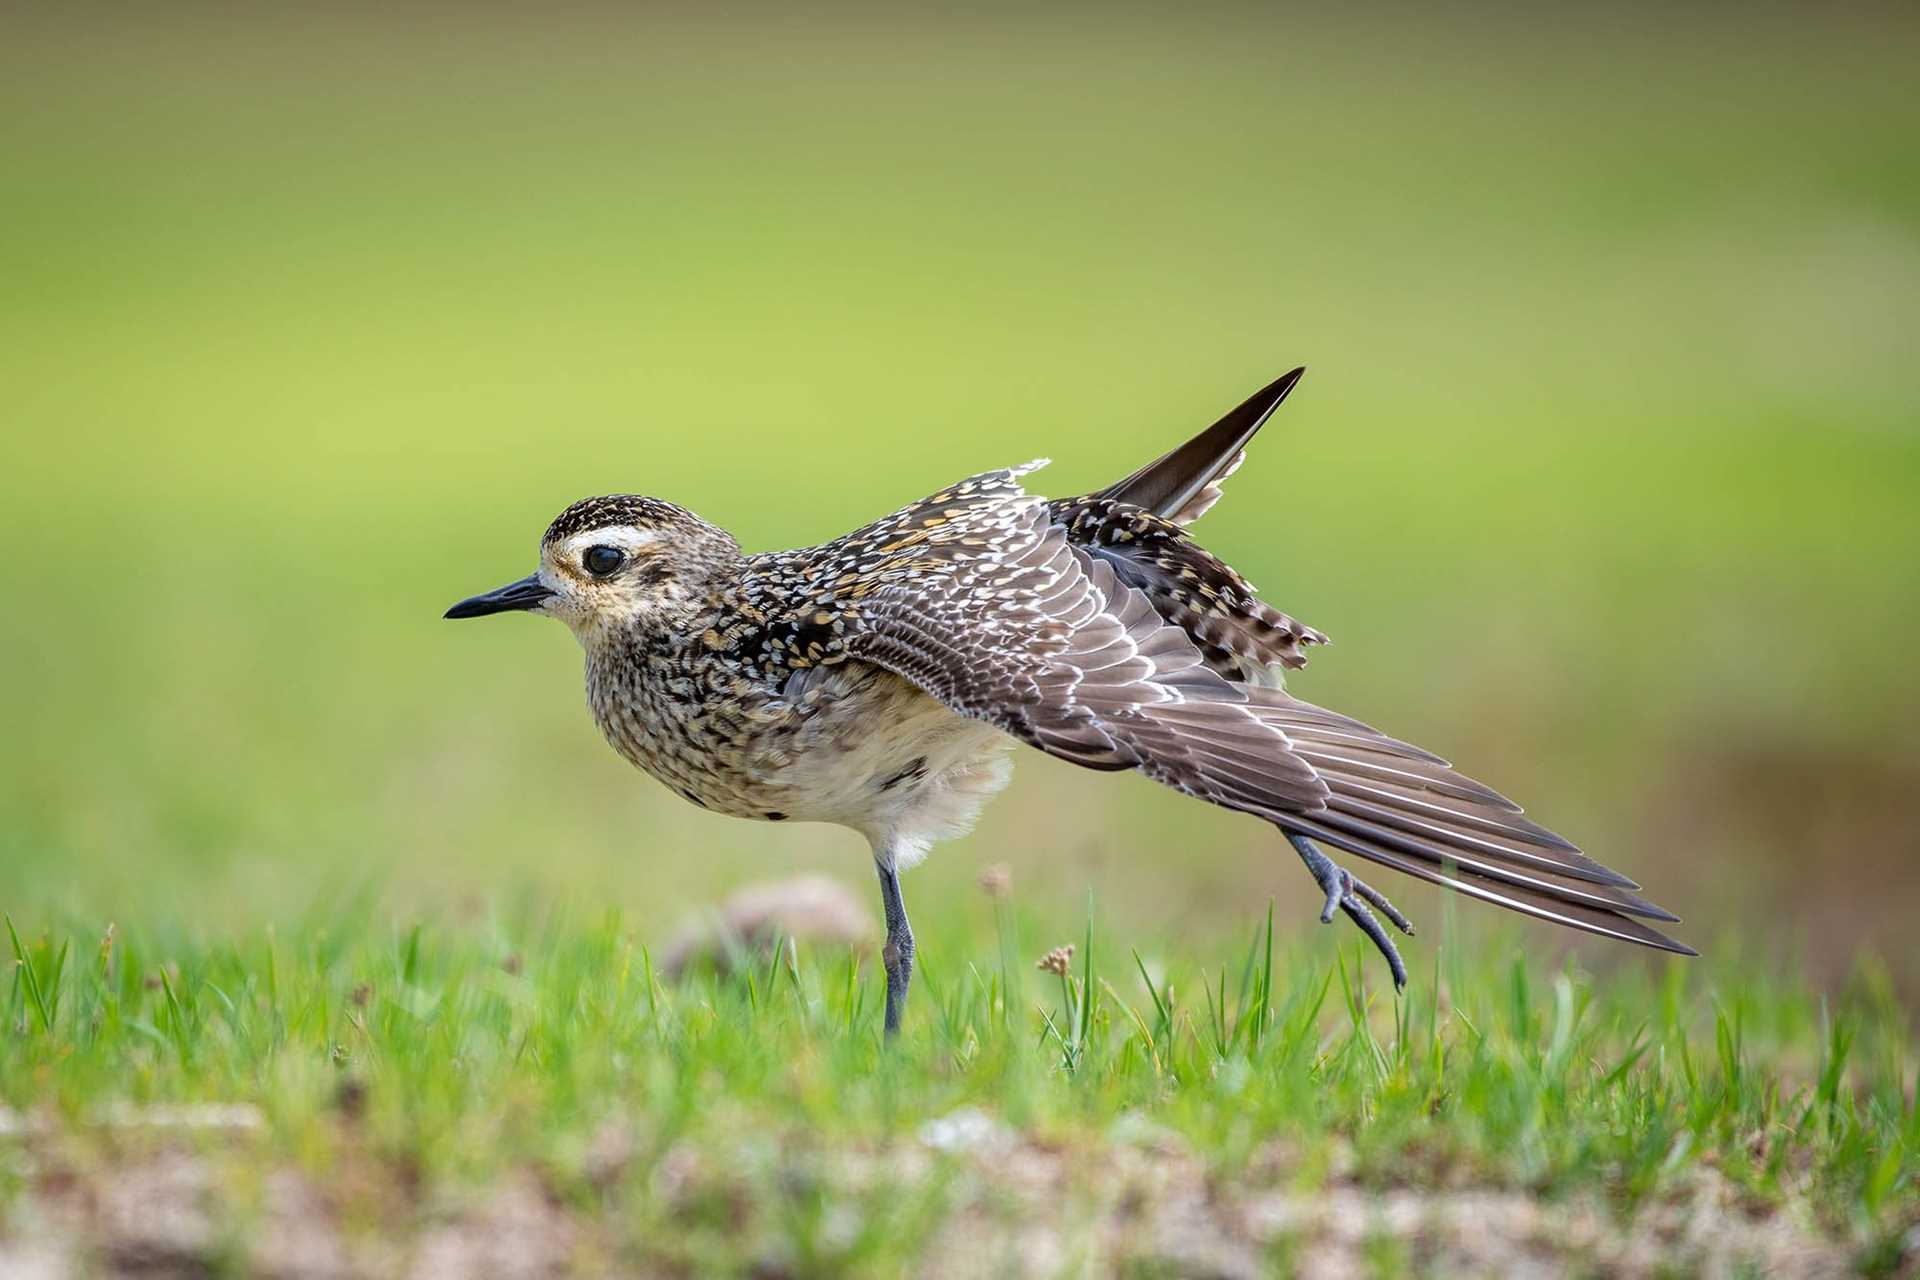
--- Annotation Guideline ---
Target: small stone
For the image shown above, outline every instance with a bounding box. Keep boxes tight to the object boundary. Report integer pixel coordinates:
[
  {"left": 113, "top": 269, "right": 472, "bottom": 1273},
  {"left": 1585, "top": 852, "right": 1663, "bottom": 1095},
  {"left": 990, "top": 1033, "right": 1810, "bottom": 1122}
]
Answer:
[
  {"left": 977, "top": 863, "right": 1012, "bottom": 899},
  {"left": 659, "top": 875, "right": 874, "bottom": 978}
]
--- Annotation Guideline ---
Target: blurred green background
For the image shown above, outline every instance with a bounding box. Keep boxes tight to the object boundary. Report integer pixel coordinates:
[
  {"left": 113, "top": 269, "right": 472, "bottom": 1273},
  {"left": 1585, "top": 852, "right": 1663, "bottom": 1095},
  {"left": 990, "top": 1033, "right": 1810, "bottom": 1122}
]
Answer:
[{"left": 3, "top": 6, "right": 1916, "bottom": 986}]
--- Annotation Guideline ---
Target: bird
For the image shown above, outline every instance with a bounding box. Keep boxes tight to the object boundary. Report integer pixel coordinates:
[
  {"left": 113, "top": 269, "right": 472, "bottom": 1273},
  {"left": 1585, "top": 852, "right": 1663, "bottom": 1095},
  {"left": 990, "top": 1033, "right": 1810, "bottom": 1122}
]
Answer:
[{"left": 445, "top": 368, "right": 1693, "bottom": 1036}]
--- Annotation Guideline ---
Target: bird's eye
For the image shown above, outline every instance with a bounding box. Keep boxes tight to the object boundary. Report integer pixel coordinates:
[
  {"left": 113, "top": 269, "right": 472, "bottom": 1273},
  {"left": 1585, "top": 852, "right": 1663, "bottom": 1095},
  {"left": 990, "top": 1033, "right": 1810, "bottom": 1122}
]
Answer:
[{"left": 583, "top": 545, "right": 625, "bottom": 577}]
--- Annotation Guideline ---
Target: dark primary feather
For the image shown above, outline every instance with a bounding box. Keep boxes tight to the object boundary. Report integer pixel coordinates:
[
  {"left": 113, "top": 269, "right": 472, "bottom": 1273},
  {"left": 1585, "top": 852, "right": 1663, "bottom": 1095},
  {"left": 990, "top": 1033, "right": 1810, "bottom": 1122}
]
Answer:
[{"left": 1089, "top": 366, "right": 1304, "bottom": 526}]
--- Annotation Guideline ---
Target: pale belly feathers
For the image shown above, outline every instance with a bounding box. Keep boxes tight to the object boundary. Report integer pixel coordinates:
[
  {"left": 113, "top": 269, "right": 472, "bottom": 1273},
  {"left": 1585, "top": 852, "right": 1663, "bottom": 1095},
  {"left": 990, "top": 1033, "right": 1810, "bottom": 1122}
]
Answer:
[{"left": 591, "top": 658, "right": 1012, "bottom": 863}]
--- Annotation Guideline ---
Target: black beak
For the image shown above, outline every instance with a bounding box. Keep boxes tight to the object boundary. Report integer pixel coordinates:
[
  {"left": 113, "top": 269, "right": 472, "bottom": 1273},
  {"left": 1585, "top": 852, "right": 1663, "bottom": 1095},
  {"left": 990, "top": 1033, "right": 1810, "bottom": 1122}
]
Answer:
[{"left": 444, "top": 574, "right": 553, "bottom": 619}]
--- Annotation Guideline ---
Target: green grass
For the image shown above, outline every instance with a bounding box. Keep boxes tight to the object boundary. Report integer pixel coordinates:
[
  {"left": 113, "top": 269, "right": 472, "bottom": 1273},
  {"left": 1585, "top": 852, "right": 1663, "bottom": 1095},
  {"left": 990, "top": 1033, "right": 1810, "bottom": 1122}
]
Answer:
[{"left": 5, "top": 902, "right": 1915, "bottom": 1273}]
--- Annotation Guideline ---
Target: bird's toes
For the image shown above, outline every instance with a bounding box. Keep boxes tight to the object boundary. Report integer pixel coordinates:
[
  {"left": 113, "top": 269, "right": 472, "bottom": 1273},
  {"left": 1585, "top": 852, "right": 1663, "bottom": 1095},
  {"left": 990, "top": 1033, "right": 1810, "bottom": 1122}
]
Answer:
[
  {"left": 1317, "top": 867, "right": 1347, "bottom": 925},
  {"left": 1345, "top": 873, "right": 1416, "bottom": 937},
  {"left": 1338, "top": 896, "right": 1409, "bottom": 991}
]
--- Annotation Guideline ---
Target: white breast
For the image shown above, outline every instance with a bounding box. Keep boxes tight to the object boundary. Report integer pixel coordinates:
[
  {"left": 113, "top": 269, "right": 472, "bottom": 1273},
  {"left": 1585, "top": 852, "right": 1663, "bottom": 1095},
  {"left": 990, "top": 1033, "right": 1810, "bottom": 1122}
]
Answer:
[{"left": 773, "top": 666, "right": 1014, "bottom": 864}]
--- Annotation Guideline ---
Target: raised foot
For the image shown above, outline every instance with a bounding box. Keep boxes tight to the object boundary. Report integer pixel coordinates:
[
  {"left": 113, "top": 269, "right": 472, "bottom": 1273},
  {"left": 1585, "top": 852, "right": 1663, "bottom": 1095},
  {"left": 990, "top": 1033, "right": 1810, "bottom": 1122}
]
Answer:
[{"left": 1287, "top": 832, "right": 1416, "bottom": 990}]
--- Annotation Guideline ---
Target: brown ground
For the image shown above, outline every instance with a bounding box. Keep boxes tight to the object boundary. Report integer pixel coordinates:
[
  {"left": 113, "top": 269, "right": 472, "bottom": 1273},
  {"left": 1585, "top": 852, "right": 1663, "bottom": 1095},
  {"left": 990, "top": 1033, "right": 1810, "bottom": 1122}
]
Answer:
[{"left": 2, "top": 1111, "right": 1902, "bottom": 1279}]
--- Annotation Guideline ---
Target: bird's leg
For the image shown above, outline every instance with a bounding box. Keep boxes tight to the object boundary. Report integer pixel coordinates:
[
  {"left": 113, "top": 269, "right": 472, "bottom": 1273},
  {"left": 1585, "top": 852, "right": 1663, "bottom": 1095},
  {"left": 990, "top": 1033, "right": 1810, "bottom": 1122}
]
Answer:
[
  {"left": 874, "top": 859, "right": 915, "bottom": 1038},
  {"left": 1287, "top": 832, "right": 1415, "bottom": 990}
]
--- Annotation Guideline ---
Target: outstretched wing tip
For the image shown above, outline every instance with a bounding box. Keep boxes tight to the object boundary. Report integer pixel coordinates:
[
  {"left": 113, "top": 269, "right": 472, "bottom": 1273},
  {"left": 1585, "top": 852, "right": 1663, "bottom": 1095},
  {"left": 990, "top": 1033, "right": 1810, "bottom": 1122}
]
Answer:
[
  {"left": 1090, "top": 368, "right": 1307, "bottom": 525},
  {"left": 1626, "top": 923, "right": 1699, "bottom": 957}
]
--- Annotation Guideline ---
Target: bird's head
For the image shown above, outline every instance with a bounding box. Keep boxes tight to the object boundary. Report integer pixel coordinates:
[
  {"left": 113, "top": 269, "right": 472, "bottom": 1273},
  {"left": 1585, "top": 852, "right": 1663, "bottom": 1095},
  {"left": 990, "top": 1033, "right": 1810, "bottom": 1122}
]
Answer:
[{"left": 445, "top": 495, "right": 741, "bottom": 644}]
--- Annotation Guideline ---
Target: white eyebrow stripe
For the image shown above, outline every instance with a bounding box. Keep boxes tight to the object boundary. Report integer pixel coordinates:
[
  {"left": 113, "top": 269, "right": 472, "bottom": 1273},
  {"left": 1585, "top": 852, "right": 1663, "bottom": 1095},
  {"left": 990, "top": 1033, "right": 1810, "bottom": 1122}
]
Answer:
[{"left": 563, "top": 527, "right": 662, "bottom": 555}]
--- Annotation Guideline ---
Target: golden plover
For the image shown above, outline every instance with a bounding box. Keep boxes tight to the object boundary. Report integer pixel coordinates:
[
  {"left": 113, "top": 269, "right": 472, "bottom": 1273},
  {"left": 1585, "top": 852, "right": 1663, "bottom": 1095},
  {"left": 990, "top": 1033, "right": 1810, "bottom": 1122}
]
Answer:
[{"left": 446, "top": 369, "right": 1692, "bottom": 1035}]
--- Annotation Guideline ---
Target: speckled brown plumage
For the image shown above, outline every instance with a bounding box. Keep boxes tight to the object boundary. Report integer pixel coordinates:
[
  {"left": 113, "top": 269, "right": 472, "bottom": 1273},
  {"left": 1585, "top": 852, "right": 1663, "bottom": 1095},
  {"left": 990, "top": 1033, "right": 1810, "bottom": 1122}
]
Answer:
[
  {"left": 1046, "top": 496, "right": 1327, "bottom": 678},
  {"left": 447, "top": 369, "right": 1693, "bottom": 1032}
]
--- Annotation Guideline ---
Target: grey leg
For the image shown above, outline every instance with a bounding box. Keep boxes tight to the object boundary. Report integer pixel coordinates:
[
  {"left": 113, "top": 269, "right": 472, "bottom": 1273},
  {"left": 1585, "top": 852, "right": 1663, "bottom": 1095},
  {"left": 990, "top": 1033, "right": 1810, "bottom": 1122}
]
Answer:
[
  {"left": 1287, "top": 832, "right": 1415, "bottom": 990},
  {"left": 875, "top": 861, "right": 915, "bottom": 1038}
]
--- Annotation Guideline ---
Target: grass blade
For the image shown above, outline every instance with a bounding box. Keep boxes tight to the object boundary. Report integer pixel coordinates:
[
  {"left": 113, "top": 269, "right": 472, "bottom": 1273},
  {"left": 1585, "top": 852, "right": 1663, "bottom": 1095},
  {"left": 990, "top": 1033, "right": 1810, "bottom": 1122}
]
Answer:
[{"left": 5, "top": 915, "right": 54, "bottom": 1035}]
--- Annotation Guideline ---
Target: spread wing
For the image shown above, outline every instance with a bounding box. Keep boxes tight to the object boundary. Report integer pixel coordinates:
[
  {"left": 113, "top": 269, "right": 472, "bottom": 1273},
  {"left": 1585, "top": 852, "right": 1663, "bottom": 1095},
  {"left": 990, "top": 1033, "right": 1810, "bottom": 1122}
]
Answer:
[{"left": 845, "top": 474, "right": 1692, "bottom": 956}]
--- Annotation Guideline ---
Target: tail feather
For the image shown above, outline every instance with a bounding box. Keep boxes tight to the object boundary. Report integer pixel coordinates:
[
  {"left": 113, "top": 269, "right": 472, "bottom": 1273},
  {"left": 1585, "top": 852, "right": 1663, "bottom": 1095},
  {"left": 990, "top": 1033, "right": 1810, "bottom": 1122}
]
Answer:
[{"left": 1095, "top": 367, "right": 1304, "bottom": 525}]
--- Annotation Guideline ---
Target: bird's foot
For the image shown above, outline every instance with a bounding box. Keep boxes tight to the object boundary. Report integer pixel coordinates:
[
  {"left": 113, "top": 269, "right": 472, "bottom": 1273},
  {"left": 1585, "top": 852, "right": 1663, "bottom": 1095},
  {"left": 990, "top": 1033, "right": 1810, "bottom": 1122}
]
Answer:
[{"left": 1288, "top": 833, "right": 1415, "bottom": 990}]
